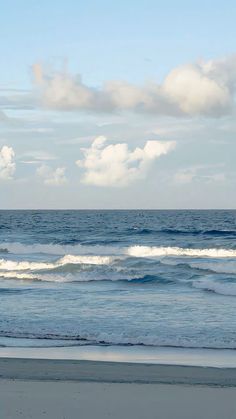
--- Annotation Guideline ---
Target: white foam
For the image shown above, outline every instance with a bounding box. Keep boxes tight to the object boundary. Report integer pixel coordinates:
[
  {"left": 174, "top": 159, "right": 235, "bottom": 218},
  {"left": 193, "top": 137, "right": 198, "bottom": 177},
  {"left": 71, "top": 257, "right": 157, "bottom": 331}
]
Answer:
[
  {"left": 127, "top": 245, "right": 236, "bottom": 258},
  {"left": 0, "top": 271, "right": 78, "bottom": 282},
  {"left": 0, "top": 259, "right": 55, "bottom": 271},
  {"left": 0, "top": 255, "right": 114, "bottom": 272},
  {"left": 59, "top": 255, "right": 114, "bottom": 266},
  {"left": 0, "top": 272, "right": 40, "bottom": 281},
  {"left": 0, "top": 267, "right": 144, "bottom": 283}
]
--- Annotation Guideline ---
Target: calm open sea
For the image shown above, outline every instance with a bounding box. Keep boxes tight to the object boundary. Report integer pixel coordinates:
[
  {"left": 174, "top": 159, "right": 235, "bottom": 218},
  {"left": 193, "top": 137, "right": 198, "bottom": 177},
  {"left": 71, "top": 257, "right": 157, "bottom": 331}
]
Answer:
[{"left": 0, "top": 210, "right": 236, "bottom": 349}]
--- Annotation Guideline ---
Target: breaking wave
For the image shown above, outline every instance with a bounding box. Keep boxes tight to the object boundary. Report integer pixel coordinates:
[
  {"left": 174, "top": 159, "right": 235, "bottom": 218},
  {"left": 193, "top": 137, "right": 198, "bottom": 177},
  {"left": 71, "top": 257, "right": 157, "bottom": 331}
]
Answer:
[
  {"left": 0, "top": 255, "right": 114, "bottom": 272},
  {"left": 1, "top": 245, "right": 236, "bottom": 283},
  {"left": 0, "top": 270, "right": 150, "bottom": 283},
  {"left": 127, "top": 245, "right": 236, "bottom": 258}
]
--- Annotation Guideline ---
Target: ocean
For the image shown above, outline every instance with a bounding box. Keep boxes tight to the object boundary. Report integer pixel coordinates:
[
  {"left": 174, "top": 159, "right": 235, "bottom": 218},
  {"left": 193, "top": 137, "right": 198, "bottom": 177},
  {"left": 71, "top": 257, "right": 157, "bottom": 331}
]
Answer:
[{"left": 0, "top": 210, "right": 236, "bottom": 350}]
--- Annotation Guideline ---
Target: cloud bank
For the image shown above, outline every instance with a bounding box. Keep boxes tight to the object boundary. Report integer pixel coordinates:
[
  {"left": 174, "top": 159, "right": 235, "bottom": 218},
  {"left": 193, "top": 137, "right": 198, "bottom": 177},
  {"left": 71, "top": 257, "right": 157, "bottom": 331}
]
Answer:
[
  {"left": 0, "top": 146, "right": 15, "bottom": 180},
  {"left": 33, "top": 55, "right": 236, "bottom": 117},
  {"left": 76, "top": 136, "right": 175, "bottom": 187}
]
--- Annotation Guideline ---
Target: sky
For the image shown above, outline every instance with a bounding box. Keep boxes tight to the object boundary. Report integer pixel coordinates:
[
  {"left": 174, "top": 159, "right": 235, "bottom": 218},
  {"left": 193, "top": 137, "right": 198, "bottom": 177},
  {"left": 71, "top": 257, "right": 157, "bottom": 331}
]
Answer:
[{"left": 0, "top": 0, "right": 236, "bottom": 209}]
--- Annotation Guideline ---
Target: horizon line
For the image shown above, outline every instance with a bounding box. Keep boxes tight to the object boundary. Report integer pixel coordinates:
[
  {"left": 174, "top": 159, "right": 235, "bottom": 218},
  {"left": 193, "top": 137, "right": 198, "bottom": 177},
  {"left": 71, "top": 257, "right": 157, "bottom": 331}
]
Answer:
[{"left": 0, "top": 208, "right": 235, "bottom": 211}]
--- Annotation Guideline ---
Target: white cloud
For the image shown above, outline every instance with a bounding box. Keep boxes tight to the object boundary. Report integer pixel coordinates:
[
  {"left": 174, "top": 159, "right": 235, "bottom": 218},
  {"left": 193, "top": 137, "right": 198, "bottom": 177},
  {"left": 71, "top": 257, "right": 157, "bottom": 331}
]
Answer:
[
  {"left": 162, "top": 63, "right": 231, "bottom": 116},
  {"left": 76, "top": 136, "right": 175, "bottom": 187},
  {"left": 0, "top": 146, "right": 15, "bottom": 180},
  {"left": 42, "top": 74, "right": 96, "bottom": 110},
  {"left": 37, "top": 164, "right": 67, "bottom": 186},
  {"left": 34, "top": 55, "right": 236, "bottom": 117}
]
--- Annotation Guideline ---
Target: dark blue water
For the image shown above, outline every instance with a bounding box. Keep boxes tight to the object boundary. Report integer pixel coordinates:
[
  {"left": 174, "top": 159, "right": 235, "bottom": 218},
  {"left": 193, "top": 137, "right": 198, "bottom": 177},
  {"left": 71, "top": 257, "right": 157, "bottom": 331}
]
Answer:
[{"left": 0, "top": 210, "right": 236, "bottom": 349}]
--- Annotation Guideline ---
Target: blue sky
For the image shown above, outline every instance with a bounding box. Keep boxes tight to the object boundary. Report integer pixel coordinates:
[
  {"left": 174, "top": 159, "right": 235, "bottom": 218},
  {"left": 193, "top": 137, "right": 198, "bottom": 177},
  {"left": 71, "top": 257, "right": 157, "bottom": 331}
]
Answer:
[
  {"left": 1, "top": 0, "right": 236, "bottom": 85},
  {"left": 0, "top": 1, "right": 236, "bottom": 208}
]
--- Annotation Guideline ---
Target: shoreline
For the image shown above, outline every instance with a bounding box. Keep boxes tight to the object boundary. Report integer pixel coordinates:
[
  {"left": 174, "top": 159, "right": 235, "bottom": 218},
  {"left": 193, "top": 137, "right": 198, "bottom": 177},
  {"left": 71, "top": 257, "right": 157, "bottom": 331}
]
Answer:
[
  {"left": 1, "top": 357, "right": 236, "bottom": 386},
  {"left": 1, "top": 344, "right": 236, "bottom": 368}
]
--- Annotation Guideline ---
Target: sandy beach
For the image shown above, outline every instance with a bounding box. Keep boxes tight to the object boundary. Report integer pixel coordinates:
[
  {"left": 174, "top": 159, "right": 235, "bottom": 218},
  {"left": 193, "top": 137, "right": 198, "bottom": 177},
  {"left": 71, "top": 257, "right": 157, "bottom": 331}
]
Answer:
[
  {"left": 2, "top": 379, "right": 236, "bottom": 419},
  {"left": 1, "top": 358, "right": 236, "bottom": 419}
]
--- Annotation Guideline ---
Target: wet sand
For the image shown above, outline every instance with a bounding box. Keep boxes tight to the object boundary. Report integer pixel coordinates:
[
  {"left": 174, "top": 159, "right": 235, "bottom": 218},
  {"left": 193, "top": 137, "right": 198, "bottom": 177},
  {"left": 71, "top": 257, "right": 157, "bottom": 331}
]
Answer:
[
  {"left": 1, "top": 358, "right": 236, "bottom": 418},
  {"left": 1, "top": 358, "right": 236, "bottom": 385}
]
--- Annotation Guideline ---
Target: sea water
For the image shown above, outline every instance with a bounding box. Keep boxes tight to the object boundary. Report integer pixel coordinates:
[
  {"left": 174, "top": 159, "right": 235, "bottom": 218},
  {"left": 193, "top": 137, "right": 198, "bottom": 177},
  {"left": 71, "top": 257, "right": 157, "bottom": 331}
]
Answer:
[{"left": 0, "top": 210, "right": 236, "bottom": 350}]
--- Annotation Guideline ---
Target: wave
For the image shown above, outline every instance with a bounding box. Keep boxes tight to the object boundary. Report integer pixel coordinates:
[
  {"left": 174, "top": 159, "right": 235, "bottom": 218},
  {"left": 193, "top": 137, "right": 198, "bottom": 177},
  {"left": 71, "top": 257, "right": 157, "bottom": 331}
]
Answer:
[
  {"left": 3, "top": 241, "right": 236, "bottom": 259},
  {"left": 193, "top": 280, "right": 236, "bottom": 297},
  {"left": 162, "top": 258, "right": 236, "bottom": 275},
  {"left": 0, "top": 271, "right": 101, "bottom": 283},
  {"left": 190, "top": 261, "right": 236, "bottom": 275},
  {"left": 0, "top": 255, "right": 115, "bottom": 273},
  {"left": 0, "top": 242, "right": 122, "bottom": 256},
  {"left": 1, "top": 245, "right": 236, "bottom": 283},
  {"left": 127, "top": 245, "right": 236, "bottom": 258},
  {"left": 0, "top": 272, "right": 41, "bottom": 280},
  {"left": 0, "top": 268, "right": 165, "bottom": 283}
]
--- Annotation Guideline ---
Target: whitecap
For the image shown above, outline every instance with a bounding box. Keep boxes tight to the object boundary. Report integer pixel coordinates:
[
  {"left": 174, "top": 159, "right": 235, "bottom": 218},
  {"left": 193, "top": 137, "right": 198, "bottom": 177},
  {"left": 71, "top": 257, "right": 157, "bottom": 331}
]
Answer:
[
  {"left": 127, "top": 245, "right": 236, "bottom": 258},
  {"left": 0, "top": 255, "right": 114, "bottom": 272}
]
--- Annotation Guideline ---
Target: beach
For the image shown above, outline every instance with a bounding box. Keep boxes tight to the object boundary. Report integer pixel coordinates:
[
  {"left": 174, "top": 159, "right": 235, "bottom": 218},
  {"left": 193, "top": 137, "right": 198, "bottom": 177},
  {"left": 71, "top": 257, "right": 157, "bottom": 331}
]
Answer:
[{"left": 1, "top": 358, "right": 236, "bottom": 419}]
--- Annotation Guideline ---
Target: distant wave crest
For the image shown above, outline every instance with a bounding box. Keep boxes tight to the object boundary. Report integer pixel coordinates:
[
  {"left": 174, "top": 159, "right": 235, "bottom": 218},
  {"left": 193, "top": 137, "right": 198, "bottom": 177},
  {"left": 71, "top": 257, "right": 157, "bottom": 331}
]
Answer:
[
  {"left": 0, "top": 242, "right": 119, "bottom": 256},
  {"left": 127, "top": 245, "right": 236, "bottom": 258}
]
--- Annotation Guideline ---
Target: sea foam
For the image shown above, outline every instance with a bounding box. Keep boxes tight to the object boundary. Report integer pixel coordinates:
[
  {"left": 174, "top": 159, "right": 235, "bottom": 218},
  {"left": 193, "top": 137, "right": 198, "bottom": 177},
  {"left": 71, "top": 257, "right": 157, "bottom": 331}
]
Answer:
[
  {"left": 0, "top": 255, "right": 114, "bottom": 272},
  {"left": 127, "top": 245, "right": 236, "bottom": 258}
]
